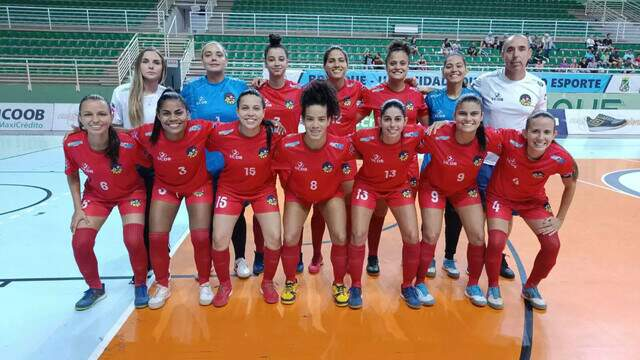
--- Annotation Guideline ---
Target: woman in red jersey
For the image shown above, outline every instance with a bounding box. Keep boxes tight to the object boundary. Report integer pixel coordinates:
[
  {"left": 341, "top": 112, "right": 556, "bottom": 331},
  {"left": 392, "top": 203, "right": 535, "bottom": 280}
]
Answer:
[
  {"left": 65, "top": 95, "right": 150, "bottom": 311},
  {"left": 349, "top": 99, "right": 428, "bottom": 310},
  {"left": 209, "top": 89, "right": 282, "bottom": 307},
  {"left": 484, "top": 111, "right": 577, "bottom": 311},
  {"left": 133, "top": 90, "right": 217, "bottom": 310},
  {"left": 273, "top": 80, "right": 355, "bottom": 307},
  {"left": 359, "top": 40, "right": 430, "bottom": 277}
]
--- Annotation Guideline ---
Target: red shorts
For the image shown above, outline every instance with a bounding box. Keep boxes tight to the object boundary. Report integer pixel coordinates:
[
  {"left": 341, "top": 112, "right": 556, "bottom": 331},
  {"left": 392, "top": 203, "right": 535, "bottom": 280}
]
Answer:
[
  {"left": 151, "top": 180, "right": 213, "bottom": 206},
  {"left": 486, "top": 194, "right": 553, "bottom": 221},
  {"left": 341, "top": 160, "right": 357, "bottom": 181},
  {"left": 351, "top": 181, "right": 415, "bottom": 210},
  {"left": 81, "top": 189, "right": 146, "bottom": 217},
  {"left": 285, "top": 190, "right": 344, "bottom": 208},
  {"left": 418, "top": 183, "right": 482, "bottom": 210},
  {"left": 214, "top": 186, "right": 279, "bottom": 215}
]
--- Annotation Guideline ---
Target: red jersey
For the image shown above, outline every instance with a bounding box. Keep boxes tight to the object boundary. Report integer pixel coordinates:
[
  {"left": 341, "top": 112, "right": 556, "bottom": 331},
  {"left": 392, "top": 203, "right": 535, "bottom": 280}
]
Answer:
[
  {"left": 273, "top": 133, "right": 355, "bottom": 203},
  {"left": 360, "top": 83, "right": 428, "bottom": 125},
  {"left": 259, "top": 79, "right": 303, "bottom": 134},
  {"left": 352, "top": 124, "right": 427, "bottom": 192},
  {"left": 328, "top": 79, "right": 366, "bottom": 136},
  {"left": 421, "top": 123, "right": 501, "bottom": 195},
  {"left": 209, "top": 121, "right": 279, "bottom": 197},
  {"left": 133, "top": 120, "right": 215, "bottom": 193},
  {"left": 64, "top": 131, "right": 148, "bottom": 201},
  {"left": 487, "top": 129, "right": 574, "bottom": 202}
]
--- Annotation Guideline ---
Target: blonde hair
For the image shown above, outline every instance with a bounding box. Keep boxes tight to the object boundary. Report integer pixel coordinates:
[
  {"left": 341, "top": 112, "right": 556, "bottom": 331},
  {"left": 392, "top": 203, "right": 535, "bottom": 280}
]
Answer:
[
  {"left": 201, "top": 40, "right": 227, "bottom": 59},
  {"left": 128, "top": 48, "right": 166, "bottom": 127}
]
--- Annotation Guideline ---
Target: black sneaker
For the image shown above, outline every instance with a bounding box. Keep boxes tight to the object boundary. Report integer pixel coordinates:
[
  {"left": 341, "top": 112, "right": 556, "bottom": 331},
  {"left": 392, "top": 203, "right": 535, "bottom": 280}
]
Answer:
[
  {"left": 586, "top": 114, "right": 628, "bottom": 132},
  {"left": 500, "top": 253, "right": 515, "bottom": 279},
  {"left": 366, "top": 255, "right": 380, "bottom": 276}
]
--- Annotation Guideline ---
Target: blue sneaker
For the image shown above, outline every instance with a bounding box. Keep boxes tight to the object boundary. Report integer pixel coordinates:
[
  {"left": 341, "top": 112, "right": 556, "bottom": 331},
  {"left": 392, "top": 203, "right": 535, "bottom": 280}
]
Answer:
[
  {"left": 414, "top": 283, "right": 435, "bottom": 306},
  {"left": 296, "top": 252, "right": 304, "bottom": 274},
  {"left": 465, "top": 285, "right": 487, "bottom": 307},
  {"left": 442, "top": 258, "right": 460, "bottom": 279},
  {"left": 75, "top": 284, "right": 106, "bottom": 311},
  {"left": 400, "top": 286, "right": 422, "bottom": 309},
  {"left": 522, "top": 287, "right": 547, "bottom": 310},
  {"left": 253, "top": 251, "right": 264, "bottom": 276},
  {"left": 487, "top": 286, "right": 504, "bottom": 310},
  {"left": 348, "top": 287, "right": 363, "bottom": 309},
  {"left": 426, "top": 259, "right": 436, "bottom": 278},
  {"left": 134, "top": 284, "right": 149, "bottom": 309}
]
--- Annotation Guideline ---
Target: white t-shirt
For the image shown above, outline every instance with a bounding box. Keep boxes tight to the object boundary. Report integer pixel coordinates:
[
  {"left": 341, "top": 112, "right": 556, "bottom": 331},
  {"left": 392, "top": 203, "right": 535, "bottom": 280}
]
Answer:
[
  {"left": 110, "top": 83, "right": 166, "bottom": 129},
  {"left": 471, "top": 68, "right": 547, "bottom": 164}
]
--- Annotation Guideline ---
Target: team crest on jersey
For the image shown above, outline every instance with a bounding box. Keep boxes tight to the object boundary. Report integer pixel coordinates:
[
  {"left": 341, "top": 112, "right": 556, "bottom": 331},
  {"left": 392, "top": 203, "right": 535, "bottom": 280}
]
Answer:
[
  {"left": 356, "top": 99, "right": 363, "bottom": 108},
  {"left": 473, "top": 155, "right": 483, "bottom": 167},
  {"left": 218, "top": 129, "right": 234, "bottom": 136},
  {"left": 341, "top": 163, "right": 352, "bottom": 175},
  {"left": 506, "top": 157, "right": 518, "bottom": 168},
  {"left": 519, "top": 94, "right": 532, "bottom": 106},
  {"left": 343, "top": 97, "right": 352, "bottom": 107},
  {"left": 551, "top": 155, "right": 566, "bottom": 164},
  {"left": 512, "top": 178, "right": 520, "bottom": 186},
  {"left": 264, "top": 98, "right": 272, "bottom": 107},
  {"left": 157, "top": 152, "right": 172, "bottom": 162},
  {"left": 399, "top": 151, "right": 409, "bottom": 161},
  {"left": 130, "top": 199, "right": 142, "bottom": 207},
  {"left": 186, "top": 146, "right": 198, "bottom": 158},
  {"left": 188, "top": 124, "right": 202, "bottom": 132},
  {"left": 266, "top": 195, "right": 278, "bottom": 206},
  {"left": 406, "top": 101, "right": 414, "bottom": 111},
  {"left": 371, "top": 154, "right": 384, "bottom": 164},
  {"left": 111, "top": 163, "right": 123, "bottom": 174},
  {"left": 322, "top": 162, "right": 334, "bottom": 173},
  {"left": 443, "top": 155, "right": 457, "bottom": 166},
  {"left": 329, "top": 142, "right": 345, "bottom": 150},
  {"left": 409, "top": 177, "right": 418, "bottom": 188},
  {"left": 193, "top": 191, "right": 204, "bottom": 197},
  {"left": 295, "top": 161, "right": 308, "bottom": 172},
  {"left": 544, "top": 203, "right": 553, "bottom": 213},
  {"left": 403, "top": 131, "right": 418, "bottom": 138},
  {"left": 467, "top": 189, "right": 479, "bottom": 198},
  {"left": 197, "top": 96, "right": 208, "bottom": 105},
  {"left": 120, "top": 142, "right": 133, "bottom": 149},
  {"left": 532, "top": 171, "right": 545, "bottom": 178},
  {"left": 158, "top": 188, "right": 167, "bottom": 195},
  {"left": 81, "top": 200, "right": 90, "bottom": 209},
  {"left": 258, "top": 147, "right": 269, "bottom": 159},
  {"left": 360, "top": 136, "right": 375, "bottom": 142},
  {"left": 491, "top": 92, "right": 504, "bottom": 102},
  {"left": 67, "top": 140, "right": 83, "bottom": 147},
  {"left": 229, "top": 149, "right": 243, "bottom": 160},
  {"left": 224, "top": 93, "right": 236, "bottom": 105},
  {"left": 509, "top": 140, "right": 524, "bottom": 148},
  {"left": 144, "top": 131, "right": 152, "bottom": 137},
  {"left": 436, "top": 135, "right": 450, "bottom": 141},
  {"left": 401, "top": 189, "right": 412, "bottom": 198},
  {"left": 81, "top": 163, "right": 94, "bottom": 174},
  {"left": 284, "top": 99, "right": 295, "bottom": 110},
  {"left": 284, "top": 140, "right": 300, "bottom": 148}
]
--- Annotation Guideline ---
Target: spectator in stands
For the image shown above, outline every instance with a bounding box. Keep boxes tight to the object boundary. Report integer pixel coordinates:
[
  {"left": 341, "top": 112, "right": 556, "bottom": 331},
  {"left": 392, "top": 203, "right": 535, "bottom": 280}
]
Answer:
[
  {"left": 586, "top": 35, "right": 596, "bottom": 51},
  {"left": 534, "top": 59, "right": 545, "bottom": 70},
  {"left": 482, "top": 33, "right": 494, "bottom": 49},
  {"left": 578, "top": 57, "right": 589, "bottom": 70},
  {"left": 441, "top": 38, "right": 452, "bottom": 54},
  {"left": 542, "top": 33, "right": 555, "bottom": 58},
  {"left": 529, "top": 35, "right": 540, "bottom": 52},
  {"left": 526, "top": 32, "right": 535, "bottom": 47},
  {"left": 558, "top": 57, "right": 570, "bottom": 71},
  {"left": 451, "top": 40, "right": 461, "bottom": 54},
  {"left": 635, "top": 52, "right": 640, "bottom": 66},
  {"left": 601, "top": 33, "right": 613, "bottom": 51},
  {"left": 467, "top": 42, "right": 479, "bottom": 57},
  {"left": 416, "top": 54, "right": 428, "bottom": 70},
  {"left": 609, "top": 49, "right": 622, "bottom": 68},
  {"left": 584, "top": 49, "right": 595, "bottom": 63},
  {"left": 363, "top": 49, "right": 373, "bottom": 69},
  {"left": 409, "top": 36, "right": 419, "bottom": 55},
  {"left": 569, "top": 57, "right": 579, "bottom": 71},
  {"left": 623, "top": 49, "right": 634, "bottom": 63},
  {"left": 373, "top": 52, "right": 384, "bottom": 69},
  {"left": 497, "top": 34, "right": 508, "bottom": 51}
]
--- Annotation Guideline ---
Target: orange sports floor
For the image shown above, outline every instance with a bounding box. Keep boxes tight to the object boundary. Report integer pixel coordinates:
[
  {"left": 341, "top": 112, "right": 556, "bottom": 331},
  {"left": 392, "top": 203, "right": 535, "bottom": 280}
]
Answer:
[{"left": 101, "top": 159, "right": 640, "bottom": 360}]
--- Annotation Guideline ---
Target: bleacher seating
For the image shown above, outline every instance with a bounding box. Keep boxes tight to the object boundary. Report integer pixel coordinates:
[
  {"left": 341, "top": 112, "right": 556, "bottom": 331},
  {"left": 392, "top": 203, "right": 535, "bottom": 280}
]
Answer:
[
  {"left": 0, "top": 0, "right": 158, "bottom": 10},
  {"left": 0, "top": 30, "right": 133, "bottom": 58}
]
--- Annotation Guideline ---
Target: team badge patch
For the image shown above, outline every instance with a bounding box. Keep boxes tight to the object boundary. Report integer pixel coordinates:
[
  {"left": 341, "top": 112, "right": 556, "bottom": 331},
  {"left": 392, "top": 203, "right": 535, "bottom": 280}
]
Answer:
[
  {"left": 360, "top": 136, "right": 375, "bottom": 142},
  {"left": 186, "top": 146, "right": 198, "bottom": 158},
  {"left": 111, "top": 163, "right": 123, "bottom": 174},
  {"left": 532, "top": 171, "right": 544, "bottom": 178},
  {"left": 509, "top": 139, "right": 524, "bottom": 148},
  {"left": 544, "top": 203, "right": 553, "bottom": 213},
  {"left": 258, "top": 147, "right": 269, "bottom": 159},
  {"left": 120, "top": 142, "right": 133, "bottom": 149},
  {"left": 329, "top": 142, "right": 345, "bottom": 150},
  {"left": 284, "top": 99, "right": 295, "bottom": 110},
  {"left": 343, "top": 97, "right": 352, "bottom": 107},
  {"left": 436, "top": 135, "right": 450, "bottom": 141},
  {"left": 224, "top": 93, "right": 236, "bottom": 105},
  {"left": 399, "top": 151, "right": 409, "bottom": 161},
  {"left": 472, "top": 155, "right": 483, "bottom": 166},
  {"left": 519, "top": 94, "right": 532, "bottom": 106},
  {"left": 512, "top": 178, "right": 520, "bottom": 185},
  {"left": 193, "top": 191, "right": 204, "bottom": 197},
  {"left": 409, "top": 177, "right": 418, "bottom": 188},
  {"left": 266, "top": 194, "right": 278, "bottom": 206},
  {"left": 467, "top": 189, "right": 479, "bottom": 198},
  {"left": 406, "top": 101, "right": 414, "bottom": 111},
  {"left": 322, "top": 161, "right": 334, "bottom": 173},
  {"left": 130, "top": 199, "right": 142, "bottom": 207},
  {"left": 341, "top": 163, "right": 352, "bottom": 175},
  {"left": 158, "top": 188, "right": 167, "bottom": 195},
  {"left": 401, "top": 189, "right": 412, "bottom": 198},
  {"left": 188, "top": 124, "right": 202, "bottom": 132},
  {"left": 67, "top": 140, "right": 83, "bottom": 147},
  {"left": 551, "top": 155, "right": 565, "bottom": 164}
]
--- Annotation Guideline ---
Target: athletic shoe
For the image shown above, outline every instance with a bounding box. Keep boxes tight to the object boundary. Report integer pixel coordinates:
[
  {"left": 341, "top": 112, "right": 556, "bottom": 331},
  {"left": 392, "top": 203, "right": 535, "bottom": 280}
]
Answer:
[
  {"left": 586, "top": 114, "right": 628, "bottom": 132},
  {"left": 465, "top": 285, "right": 487, "bottom": 307},
  {"left": 308, "top": 255, "right": 323, "bottom": 274},
  {"left": 252, "top": 251, "right": 264, "bottom": 276},
  {"left": 414, "top": 283, "right": 435, "bottom": 306},
  {"left": 213, "top": 283, "right": 232, "bottom": 308},
  {"left": 442, "top": 258, "right": 460, "bottom": 279},
  {"left": 500, "top": 253, "right": 515, "bottom": 279},
  {"left": 199, "top": 283, "right": 214, "bottom": 306},
  {"left": 366, "top": 255, "right": 380, "bottom": 276},
  {"left": 426, "top": 259, "right": 436, "bottom": 278},
  {"left": 281, "top": 280, "right": 298, "bottom": 305},
  {"left": 75, "top": 284, "right": 106, "bottom": 311},
  {"left": 148, "top": 284, "right": 170, "bottom": 310},
  {"left": 332, "top": 284, "right": 349, "bottom": 307},
  {"left": 134, "top": 284, "right": 149, "bottom": 309},
  {"left": 348, "top": 287, "right": 363, "bottom": 309},
  {"left": 400, "top": 286, "right": 422, "bottom": 309},
  {"left": 522, "top": 287, "right": 547, "bottom": 310},
  {"left": 487, "top": 286, "right": 504, "bottom": 310},
  {"left": 260, "top": 281, "right": 279, "bottom": 304},
  {"left": 296, "top": 252, "right": 304, "bottom": 274},
  {"left": 234, "top": 258, "right": 251, "bottom": 279}
]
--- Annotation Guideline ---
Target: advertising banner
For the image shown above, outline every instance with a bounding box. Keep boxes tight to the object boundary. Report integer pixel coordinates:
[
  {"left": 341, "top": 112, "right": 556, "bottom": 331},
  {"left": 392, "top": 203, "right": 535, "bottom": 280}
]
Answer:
[
  {"left": 548, "top": 93, "right": 640, "bottom": 109},
  {"left": 51, "top": 103, "right": 78, "bottom": 131},
  {"left": 605, "top": 74, "right": 640, "bottom": 94},
  {"left": 0, "top": 103, "right": 54, "bottom": 131},
  {"left": 563, "top": 109, "right": 640, "bottom": 135}
]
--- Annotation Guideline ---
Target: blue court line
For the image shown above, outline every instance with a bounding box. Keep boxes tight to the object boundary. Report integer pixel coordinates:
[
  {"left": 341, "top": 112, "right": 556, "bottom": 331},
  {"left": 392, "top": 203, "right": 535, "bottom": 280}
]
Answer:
[
  {"left": 0, "top": 184, "right": 52, "bottom": 216},
  {"left": 0, "top": 274, "right": 218, "bottom": 288},
  {"left": 0, "top": 145, "right": 60, "bottom": 161},
  {"left": 602, "top": 169, "right": 640, "bottom": 197},
  {"left": 506, "top": 239, "right": 534, "bottom": 360}
]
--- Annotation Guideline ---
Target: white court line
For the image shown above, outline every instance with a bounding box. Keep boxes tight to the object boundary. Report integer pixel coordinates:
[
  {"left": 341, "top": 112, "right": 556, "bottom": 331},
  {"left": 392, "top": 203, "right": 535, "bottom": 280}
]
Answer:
[
  {"left": 87, "top": 228, "right": 191, "bottom": 360},
  {"left": 578, "top": 178, "right": 640, "bottom": 199}
]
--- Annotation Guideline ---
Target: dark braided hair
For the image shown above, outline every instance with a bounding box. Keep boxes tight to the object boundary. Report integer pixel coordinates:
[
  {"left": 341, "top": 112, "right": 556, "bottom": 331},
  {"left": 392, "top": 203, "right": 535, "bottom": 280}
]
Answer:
[
  {"left": 300, "top": 80, "right": 340, "bottom": 120},
  {"left": 151, "top": 88, "right": 189, "bottom": 145},
  {"left": 264, "top": 34, "right": 289, "bottom": 60},
  {"left": 237, "top": 88, "right": 275, "bottom": 151},
  {"left": 78, "top": 94, "right": 120, "bottom": 167},
  {"left": 454, "top": 94, "right": 486, "bottom": 151}
]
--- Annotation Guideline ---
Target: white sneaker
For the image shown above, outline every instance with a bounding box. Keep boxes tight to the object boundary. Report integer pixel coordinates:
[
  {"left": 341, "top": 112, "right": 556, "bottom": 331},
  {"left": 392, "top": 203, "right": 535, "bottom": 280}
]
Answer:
[
  {"left": 148, "top": 284, "right": 171, "bottom": 310},
  {"left": 487, "top": 287, "right": 504, "bottom": 310},
  {"left": 199, "top": 283, "right": 214, "bottom": 306},
  {"left": 234, "top": 258, "right": 251, "bottom": 279},
  {"left": 426, "top": 259, "right": 436, "bottom": 278}
]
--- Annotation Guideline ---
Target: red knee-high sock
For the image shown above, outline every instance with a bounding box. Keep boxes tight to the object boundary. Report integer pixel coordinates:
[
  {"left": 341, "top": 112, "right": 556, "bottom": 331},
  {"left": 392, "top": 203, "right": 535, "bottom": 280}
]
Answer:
[
  {"left": 368, "top": 214, "right": 385, "bottom": 257},
  {"left": 212, "top": 248, "right": 231, "bottom": 287},
  {"left": 190, "top": 229, "right": 211, "bottom": 285},
  {"left": 72, "top": 228, "right": 101, "bottom": 289},
  {"left": 402, "top": 242, "right": 420, "bottom": 289},
  {"left": 281, "top": 244, "right": 299, "bottom": 282},
  {"left": 348, "top": 244, "right": 366, "bottom": 288},
  {"left": 486, "top": 230, "right": 508, "bottom": 287},
  {"left": 123, "top": 224, "right": 148, "bottom": 286},
  {"left": 416, "top": 241, "right": 436, "bottom": 284},
  {"left": 330, "top": 243, "right": 348, "bottom": 284},
  {"left": 149, "top": 232, "right": 170, "bottom": 287},
  {"left": 310, "top": 205, "right": 325, "bottom": 261},
  {"left": 253, "top": 216, "right": 264, "bottom": 254},
  {"left": 262, "top": 247, "right": 281, "bottom": 282},
  {"left": 525, "top": 233, "right": 561, "bottom": 288},
  {"left": 467, "top": 243, "right": 486, "bottom": 286}
]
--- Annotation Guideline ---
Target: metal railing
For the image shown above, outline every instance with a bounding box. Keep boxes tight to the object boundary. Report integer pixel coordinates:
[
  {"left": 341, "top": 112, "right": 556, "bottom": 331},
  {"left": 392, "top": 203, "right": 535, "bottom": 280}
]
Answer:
[
  {"left": 117, "top": 34, "right": 140, "bottom": 84},
  {"left": 0, "top": 6, "right": 165, "bottom": 32},
  {"left": 190, "top": 11, "right": 640, "bottom": 42},
  {"left": 180, "top": 38, "right": 195, "bottom": 83}
]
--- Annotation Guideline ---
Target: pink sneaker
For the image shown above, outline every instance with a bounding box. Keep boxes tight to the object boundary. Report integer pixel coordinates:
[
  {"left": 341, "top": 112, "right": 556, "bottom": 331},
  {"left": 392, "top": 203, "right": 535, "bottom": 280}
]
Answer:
[
  {"left": 213, "top": 283, "right": 232, "bottom": 307},
  {"left": 260, "top": 281, "right": 279, "bottom": 304},
  {"left": 307, "top": 256, "right": 324, "bottom": 274}
]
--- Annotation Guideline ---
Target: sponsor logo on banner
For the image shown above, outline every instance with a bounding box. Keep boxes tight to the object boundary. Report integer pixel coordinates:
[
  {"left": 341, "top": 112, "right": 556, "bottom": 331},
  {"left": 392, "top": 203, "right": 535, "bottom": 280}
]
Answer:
[
  {"left": 606, "top": 74, "right": 640, "bottom": 93},
  {"left": 0, "top": 103, "right": 54, "bottom": 131},
  {"left": 564, "top": 109, "right": 640, "bottom": 135}
]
